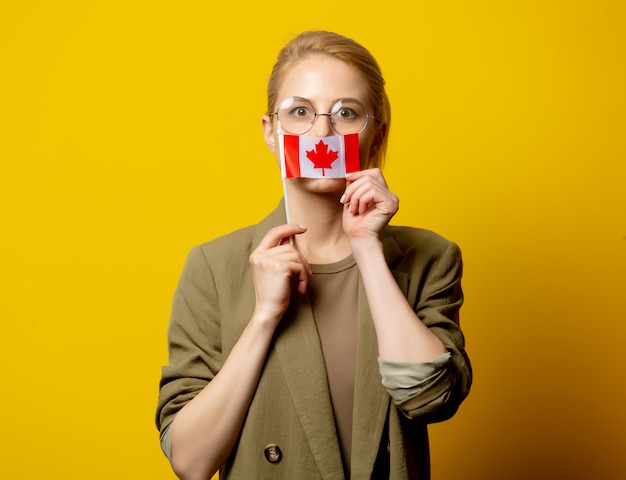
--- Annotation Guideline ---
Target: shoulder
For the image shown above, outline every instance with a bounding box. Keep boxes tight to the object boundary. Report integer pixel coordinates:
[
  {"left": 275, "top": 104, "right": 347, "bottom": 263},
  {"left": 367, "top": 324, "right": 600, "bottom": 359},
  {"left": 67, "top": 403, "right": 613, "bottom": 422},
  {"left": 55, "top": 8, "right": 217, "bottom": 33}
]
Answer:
[
  {"left": 172, "top": 226, "right": 253, "bottom": 288},
  {"left": 177, "top": 225, "right": 259, "bottom": 285},
  {"left": 197, "top": 224, "right": 259, "bottom": 259},
  {"left": 184, "top": 202, "right": 285, "bottom": 273},
  {"left": 382, "top": 225, "right": 463, "bottom": 281},
  {"left": 385, "top": 225, "right": 461, "bottom": 257}
]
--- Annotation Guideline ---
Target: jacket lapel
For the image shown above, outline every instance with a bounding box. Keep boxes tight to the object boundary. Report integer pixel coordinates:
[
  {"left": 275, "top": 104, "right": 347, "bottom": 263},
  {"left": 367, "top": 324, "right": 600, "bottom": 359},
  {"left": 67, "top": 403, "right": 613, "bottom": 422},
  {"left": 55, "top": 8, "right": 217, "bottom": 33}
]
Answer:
[
  {"left": 274, "top": 294, "right": 345, "bottom": 479},
  {"left": 254, "top": 202, "right": 344, "bottom": 479}
]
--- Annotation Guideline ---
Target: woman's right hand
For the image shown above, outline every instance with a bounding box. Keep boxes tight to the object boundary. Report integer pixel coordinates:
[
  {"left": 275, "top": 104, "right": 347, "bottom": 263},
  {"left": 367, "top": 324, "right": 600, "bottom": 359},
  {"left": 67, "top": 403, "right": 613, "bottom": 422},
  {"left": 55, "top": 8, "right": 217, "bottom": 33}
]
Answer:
[
  {"left": 169, "top": 224, "right": 310, "bottom": 480},
  {"left": 249, "top": 224, "right": 311, "bottom": 322}
]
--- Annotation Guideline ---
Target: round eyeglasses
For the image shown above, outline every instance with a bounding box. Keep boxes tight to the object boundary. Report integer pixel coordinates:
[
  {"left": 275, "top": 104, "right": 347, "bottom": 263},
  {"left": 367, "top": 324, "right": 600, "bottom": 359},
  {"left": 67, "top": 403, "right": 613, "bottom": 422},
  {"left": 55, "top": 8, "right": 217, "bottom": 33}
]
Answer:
[{"left": 271, "top": 97, "right": 377, "bottom": 136}]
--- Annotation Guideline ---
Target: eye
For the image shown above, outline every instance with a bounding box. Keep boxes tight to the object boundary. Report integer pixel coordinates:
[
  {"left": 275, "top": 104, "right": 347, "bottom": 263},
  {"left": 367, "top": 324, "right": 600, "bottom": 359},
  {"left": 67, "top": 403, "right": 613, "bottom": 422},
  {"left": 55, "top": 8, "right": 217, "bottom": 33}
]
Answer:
[
  {"left": 335, "top": 107, "right": 357, "bottom": 120},
  {"left": 291, "top": 106, "right": 311, "bottom": 118}
]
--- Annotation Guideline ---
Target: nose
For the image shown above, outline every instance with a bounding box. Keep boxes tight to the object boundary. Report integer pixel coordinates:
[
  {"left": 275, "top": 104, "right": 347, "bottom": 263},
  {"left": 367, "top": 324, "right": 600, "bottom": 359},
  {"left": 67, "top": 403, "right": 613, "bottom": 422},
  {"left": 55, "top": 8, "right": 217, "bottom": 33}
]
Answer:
[{"left": 310, "top": 113, "right": 334, "bottom": 137}]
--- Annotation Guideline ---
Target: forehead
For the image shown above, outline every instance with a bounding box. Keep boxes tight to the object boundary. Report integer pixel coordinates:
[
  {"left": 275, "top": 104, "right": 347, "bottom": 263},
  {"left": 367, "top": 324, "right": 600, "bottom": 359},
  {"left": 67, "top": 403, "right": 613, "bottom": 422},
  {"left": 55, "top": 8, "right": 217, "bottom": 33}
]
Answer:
[{"left": 277, "top": 55, "right": 370, "bottom": 108}]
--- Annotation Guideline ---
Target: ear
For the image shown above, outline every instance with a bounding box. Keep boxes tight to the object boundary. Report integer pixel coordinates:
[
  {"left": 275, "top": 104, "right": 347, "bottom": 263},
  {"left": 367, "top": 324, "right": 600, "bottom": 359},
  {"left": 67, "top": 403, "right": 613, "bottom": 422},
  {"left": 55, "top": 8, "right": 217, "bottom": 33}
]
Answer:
[{"left": 262, "top": 115, "right": 277, "bottom": 154}]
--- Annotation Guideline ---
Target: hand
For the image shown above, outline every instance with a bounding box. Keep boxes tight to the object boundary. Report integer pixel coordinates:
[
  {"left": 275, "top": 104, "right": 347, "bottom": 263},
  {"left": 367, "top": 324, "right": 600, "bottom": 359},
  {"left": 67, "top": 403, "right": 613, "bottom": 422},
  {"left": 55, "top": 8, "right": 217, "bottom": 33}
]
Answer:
[
  {"left": 249, "top": 224, "right": 311, "bottom": 322},
  {"left": 341, "top": 168, "right": 399, "bottom": 241}
]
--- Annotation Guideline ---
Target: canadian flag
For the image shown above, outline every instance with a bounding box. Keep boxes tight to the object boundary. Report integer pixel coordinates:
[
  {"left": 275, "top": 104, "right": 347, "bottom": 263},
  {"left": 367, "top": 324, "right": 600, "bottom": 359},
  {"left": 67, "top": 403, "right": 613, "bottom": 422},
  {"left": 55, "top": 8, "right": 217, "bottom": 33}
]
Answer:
[{"left": 279, "top": 133, "right": 360, "bottom": 179}]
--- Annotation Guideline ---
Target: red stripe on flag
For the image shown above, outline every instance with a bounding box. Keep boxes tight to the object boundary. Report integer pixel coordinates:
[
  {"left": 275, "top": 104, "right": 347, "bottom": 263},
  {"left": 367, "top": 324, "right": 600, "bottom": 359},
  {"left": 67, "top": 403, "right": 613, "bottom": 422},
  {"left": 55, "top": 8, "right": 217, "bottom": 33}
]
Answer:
[
  {"left": 283, "top": 135, "right": 301, "bottom": 178},
  {"left": 344, "top": 133, "right": 360, "bottom": 173}
]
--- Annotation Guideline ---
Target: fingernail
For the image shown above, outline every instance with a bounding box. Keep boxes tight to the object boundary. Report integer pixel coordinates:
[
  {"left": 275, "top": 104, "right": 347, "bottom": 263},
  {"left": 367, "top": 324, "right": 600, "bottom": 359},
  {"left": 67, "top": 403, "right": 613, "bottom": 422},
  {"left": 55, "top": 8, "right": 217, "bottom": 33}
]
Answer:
[
  {"left": 339, "top": 194, "right": 346, "bottom": 204},
  {"left": 298, "top": 224, "right": 307, "bottom": 230}
]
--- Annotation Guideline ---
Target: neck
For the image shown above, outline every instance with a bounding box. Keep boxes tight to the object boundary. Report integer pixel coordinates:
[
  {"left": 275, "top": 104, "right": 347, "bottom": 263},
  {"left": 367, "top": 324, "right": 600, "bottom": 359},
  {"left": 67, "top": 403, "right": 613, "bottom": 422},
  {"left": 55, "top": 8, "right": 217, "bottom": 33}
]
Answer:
[{"left": 284, "top": 182, "right": 351, "bottom": 264}]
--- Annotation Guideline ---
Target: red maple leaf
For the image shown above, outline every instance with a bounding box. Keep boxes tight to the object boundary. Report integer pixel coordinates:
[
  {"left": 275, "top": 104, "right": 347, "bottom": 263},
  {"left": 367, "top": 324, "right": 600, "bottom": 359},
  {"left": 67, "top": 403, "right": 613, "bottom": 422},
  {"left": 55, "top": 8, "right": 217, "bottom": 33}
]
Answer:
[{"left": 306, "top": 140, "right": 339, "bottom": 176}]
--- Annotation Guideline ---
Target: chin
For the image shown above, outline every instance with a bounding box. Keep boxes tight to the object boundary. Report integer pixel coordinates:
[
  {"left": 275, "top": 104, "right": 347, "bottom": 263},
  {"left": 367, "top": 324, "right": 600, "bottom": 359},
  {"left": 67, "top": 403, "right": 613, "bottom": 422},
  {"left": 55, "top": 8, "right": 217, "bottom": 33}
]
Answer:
[{"left": 293, "top": 177, "right": 346, "bottom": 194}]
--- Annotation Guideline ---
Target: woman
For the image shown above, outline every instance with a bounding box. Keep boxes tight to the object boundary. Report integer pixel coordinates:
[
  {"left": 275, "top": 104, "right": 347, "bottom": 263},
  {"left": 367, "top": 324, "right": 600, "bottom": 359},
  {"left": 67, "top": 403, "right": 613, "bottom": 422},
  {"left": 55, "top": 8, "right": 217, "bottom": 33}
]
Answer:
[{"left": 156, "top": 30, "right": 472, "bottom": 480}]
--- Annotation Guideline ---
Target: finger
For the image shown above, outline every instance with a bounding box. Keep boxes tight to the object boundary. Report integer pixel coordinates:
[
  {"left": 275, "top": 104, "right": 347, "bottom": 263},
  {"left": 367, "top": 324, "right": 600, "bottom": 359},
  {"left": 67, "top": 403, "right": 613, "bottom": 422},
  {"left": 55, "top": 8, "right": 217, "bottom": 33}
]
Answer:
[
  {"left": 279, "top": 258, "right": 311, "bottom": 295},
  {"left": 342, "top": 177, "right": 369, "bottom": 205},
  {"left": 345, "top": 168, "right": 385, "bottom": 186},
  {"left": 295, "top": 264, "right": 311, "bottom": 294},
  {"left": 250, "top": 243, "right": 304, "bottom": 274},
  {"left": 257, "top": 224, "right": 308, "bottom": 250},
  {"left": 271, "top": 248, "right": 312, "bottom": 279},
  {"left": 346, "top": 182, "right": 380, "bottom": 214},
  {"left": 343, "top": 171, "right": 387, "bottom": 204},
  {"left": 278, "top": 248, "right": 312, "bottom": 275},
  {"left": 358, "top": 192, "right": 377, "bottom": 215}
]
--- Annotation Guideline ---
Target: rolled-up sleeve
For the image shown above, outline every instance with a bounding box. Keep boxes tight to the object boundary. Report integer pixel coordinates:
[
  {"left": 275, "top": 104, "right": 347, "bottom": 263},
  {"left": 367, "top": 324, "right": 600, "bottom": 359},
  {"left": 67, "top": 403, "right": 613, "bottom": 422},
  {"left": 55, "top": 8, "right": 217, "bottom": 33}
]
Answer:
[
  {"left": 378, "top": 352, "right": 451, "bottom": 401},
  {"left": 159, "top": 423, "right": 172, "bottom": 463}
]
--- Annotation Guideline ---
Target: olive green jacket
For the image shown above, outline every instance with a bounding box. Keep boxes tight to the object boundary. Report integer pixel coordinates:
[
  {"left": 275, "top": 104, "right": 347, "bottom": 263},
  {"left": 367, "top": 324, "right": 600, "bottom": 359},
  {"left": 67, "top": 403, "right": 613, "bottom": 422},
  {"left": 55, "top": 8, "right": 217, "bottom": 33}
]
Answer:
[{"left": 156, "top": 202, "right": 472, "bottom": 479}]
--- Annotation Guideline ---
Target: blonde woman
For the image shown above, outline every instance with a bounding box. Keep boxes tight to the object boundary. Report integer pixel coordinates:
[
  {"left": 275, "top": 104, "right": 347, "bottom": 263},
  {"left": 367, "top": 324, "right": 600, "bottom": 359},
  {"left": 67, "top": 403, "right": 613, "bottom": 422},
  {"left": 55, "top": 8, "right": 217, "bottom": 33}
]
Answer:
[{"left": 156, "top": 30, "right": 472, "bottom": 480}]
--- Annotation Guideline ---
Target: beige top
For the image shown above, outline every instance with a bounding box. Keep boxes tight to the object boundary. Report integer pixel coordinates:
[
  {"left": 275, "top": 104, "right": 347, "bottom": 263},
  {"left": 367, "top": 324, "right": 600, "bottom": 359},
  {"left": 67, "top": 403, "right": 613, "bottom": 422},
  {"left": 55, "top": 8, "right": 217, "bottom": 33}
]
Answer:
[{"left": 308, "top": 255, "right": 359, "bottom": 478}]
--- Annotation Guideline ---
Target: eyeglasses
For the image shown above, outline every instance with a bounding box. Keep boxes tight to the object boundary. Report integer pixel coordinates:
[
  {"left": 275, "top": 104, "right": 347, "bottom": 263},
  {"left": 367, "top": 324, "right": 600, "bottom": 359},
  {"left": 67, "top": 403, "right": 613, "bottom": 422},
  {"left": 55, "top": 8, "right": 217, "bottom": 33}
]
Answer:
[{"left": 271, "top": 96, "right": 377, "bottom": 136}]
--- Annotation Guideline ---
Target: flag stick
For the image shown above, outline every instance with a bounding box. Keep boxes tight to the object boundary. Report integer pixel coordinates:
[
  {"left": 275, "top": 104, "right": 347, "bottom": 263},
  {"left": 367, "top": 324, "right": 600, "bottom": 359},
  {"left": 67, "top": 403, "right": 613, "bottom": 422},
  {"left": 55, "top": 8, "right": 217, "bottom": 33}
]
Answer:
[
  {"left": 282, "top": 177, "right": 291, "bottom": 224},
  {"left": 278, "top": 128, "right": 294, "bottom": 245}
]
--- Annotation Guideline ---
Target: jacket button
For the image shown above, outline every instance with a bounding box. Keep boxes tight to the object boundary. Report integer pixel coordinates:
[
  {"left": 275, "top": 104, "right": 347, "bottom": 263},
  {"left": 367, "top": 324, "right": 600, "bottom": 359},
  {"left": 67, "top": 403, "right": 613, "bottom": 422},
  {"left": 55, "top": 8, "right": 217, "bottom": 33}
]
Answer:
[{"left": 264, "top": 444, "right": 282, "bottom": 463}]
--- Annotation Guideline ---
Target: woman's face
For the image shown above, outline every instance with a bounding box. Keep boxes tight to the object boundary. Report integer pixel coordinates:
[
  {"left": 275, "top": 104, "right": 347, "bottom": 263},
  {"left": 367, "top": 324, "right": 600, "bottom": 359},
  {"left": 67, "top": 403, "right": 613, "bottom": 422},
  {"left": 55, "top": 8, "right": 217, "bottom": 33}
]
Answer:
[{"left": 262, "top": 55, "right": 379, "bottom": 192}]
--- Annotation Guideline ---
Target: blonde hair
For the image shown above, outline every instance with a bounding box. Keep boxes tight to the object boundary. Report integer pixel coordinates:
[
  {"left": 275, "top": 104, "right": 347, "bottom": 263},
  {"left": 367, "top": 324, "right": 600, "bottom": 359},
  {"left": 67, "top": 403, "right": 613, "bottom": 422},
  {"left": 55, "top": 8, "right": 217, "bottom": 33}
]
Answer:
[{"left": 266, "top": 31, "right": 390, "bottom": 169}]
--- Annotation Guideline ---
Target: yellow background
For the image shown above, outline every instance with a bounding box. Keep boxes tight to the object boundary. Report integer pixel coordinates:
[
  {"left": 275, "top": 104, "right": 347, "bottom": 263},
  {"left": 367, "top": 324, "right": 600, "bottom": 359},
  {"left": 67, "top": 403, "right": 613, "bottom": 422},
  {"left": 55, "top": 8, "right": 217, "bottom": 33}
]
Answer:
[{"left": 1, "top": 1, "right": 624, "bottom": 479}]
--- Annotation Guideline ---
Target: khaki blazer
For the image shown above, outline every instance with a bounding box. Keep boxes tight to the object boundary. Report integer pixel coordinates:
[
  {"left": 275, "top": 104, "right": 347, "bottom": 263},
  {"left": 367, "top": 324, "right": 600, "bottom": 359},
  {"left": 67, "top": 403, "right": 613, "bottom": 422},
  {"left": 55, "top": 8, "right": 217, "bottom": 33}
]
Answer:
[{"left": 156, "top": 202, "right": 472, "bottom": 479}]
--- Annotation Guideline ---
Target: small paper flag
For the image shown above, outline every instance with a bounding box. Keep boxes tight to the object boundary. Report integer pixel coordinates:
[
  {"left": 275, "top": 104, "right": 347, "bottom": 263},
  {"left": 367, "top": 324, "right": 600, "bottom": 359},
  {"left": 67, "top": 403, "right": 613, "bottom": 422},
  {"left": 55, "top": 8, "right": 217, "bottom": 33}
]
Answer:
[{"left": 279, "top": 133, "right": 360, "bottom": 179}]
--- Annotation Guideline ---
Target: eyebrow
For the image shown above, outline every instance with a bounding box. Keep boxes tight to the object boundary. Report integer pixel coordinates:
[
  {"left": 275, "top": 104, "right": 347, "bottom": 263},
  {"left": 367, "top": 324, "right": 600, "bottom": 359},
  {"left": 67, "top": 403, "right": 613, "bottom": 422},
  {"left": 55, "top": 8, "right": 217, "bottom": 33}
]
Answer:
[{"left": 306, "top": 97, "right": 366, "bottom": 110}]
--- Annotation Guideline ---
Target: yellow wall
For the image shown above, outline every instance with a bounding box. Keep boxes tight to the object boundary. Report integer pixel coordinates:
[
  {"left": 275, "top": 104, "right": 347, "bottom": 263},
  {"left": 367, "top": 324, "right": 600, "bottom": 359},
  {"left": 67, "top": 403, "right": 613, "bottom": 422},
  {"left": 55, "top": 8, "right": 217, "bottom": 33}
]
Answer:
[{"left": 1, "top": 1, "right": 624, "bottom": 479}]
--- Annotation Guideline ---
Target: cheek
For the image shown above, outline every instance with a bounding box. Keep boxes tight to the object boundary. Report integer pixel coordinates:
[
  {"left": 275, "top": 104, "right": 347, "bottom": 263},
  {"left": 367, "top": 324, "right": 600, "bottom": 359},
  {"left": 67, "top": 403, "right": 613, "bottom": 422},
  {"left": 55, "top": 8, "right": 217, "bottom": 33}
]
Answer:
[{"left": 357, "top": 131, "right": 376, "bottom": 165}]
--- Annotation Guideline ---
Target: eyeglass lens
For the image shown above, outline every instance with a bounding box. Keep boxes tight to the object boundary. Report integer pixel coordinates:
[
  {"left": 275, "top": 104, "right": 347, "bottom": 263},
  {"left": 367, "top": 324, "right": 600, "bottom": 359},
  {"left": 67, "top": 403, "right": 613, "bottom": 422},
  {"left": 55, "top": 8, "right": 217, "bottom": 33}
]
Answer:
[{"left": 276, "top": 97, "right": 369, "bottom": 135}]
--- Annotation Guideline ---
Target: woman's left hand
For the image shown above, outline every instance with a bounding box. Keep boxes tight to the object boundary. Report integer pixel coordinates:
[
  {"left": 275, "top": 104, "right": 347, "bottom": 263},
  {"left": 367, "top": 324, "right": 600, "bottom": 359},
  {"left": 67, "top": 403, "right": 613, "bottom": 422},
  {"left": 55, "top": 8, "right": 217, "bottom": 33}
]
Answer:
[{"left": 341, "top": 168, "right": 399, "bottom": 241}]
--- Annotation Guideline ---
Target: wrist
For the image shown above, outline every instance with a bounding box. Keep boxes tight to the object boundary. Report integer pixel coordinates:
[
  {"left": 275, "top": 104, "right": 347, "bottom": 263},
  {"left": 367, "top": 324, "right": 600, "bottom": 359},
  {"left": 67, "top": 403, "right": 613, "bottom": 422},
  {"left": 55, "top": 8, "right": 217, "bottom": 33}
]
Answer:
[
  {"left": 349, "top": 236, "right": 384, "bottom": 263},
  {"left": 250, "top": 306, "right": 284, "bottom": 331}
]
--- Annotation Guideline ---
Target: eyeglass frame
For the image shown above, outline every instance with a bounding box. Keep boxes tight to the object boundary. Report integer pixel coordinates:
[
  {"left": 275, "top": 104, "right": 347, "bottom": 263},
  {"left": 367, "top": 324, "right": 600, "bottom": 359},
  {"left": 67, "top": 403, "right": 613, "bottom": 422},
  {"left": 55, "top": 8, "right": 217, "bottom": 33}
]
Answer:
[{"left": 269, "top": 96, "right": 379, "bottom": 136}]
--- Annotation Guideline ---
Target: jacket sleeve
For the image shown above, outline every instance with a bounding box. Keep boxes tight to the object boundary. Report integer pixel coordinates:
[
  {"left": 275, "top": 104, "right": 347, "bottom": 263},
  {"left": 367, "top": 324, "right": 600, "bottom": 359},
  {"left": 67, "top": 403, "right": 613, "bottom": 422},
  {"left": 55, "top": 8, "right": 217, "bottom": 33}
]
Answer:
[
  {"left": 155, "top": 245, "right": 223, "bottom": 435},
  {"left": 392, "top": 240, "right": 472, "bottom": 423}
]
